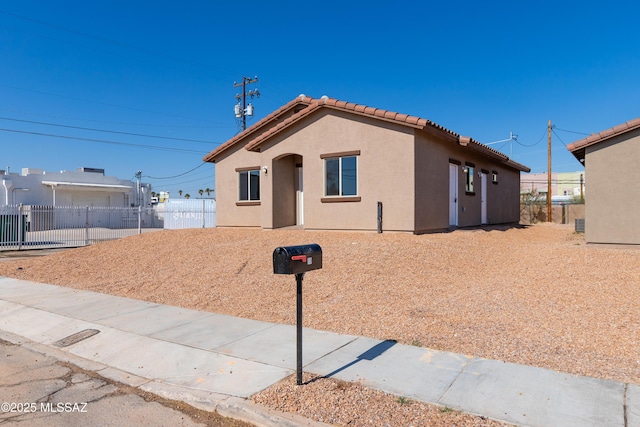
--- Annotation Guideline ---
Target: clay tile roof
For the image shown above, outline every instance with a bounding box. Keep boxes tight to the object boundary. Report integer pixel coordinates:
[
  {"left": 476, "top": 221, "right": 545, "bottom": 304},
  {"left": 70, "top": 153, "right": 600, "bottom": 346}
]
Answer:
[
  {"left": 567, "top": 116, "right": 640, "bottom": 164},
  {"left": 600, "top": 128, "right": 615, "bottom": 138},
  {"left": 244, "top": 102, "right": 322, "bottom": 151},
  {"left": 405, "top": 116, "right": 421, "bottom": 126},
  {"left": 203, "top": 95, "right": 530, "bottom": 171},
  {"left": 202, "top": 95, "right": 312, "bottom": 162},
  {"left": 612, "top": 124, "right": 627, "bottom": 133}
]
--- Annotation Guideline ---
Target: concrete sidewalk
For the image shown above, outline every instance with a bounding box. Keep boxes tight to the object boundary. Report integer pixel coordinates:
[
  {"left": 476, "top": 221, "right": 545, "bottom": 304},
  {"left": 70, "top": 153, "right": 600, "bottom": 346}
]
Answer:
[{"left": 0, "top": 276, "right": 637, "bottom": 427}]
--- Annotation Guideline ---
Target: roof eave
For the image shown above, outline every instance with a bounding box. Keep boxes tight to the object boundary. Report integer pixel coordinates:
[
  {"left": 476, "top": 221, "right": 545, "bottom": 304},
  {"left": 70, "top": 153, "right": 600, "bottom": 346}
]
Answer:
[
  {"left": 204, "top": 95, "right": 531, "bottom": 173},
  {"left": 243, "top": 98, "right": 435, "bottom": 153},
  {"left": 566, "top": 117, "right": 640, "bottom": 163},
  {"left": 466, "top": 139, "right": 531, "bottom": 172},
  {"left": 202, "top": 95, "right": 313, "bottom": 162}
]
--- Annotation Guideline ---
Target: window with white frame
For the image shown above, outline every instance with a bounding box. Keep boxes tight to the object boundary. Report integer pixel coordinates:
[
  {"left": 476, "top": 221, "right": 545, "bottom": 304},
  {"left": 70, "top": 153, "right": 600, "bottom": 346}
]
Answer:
[
  {"left": 238, "top": 169, "right": 260, "bottom": 201},
  {"left": 465, "top": 163, "right": 475, "bottom": 193},
  {"left": 324, "top": 154, "right": 358, "bottom": 197}
]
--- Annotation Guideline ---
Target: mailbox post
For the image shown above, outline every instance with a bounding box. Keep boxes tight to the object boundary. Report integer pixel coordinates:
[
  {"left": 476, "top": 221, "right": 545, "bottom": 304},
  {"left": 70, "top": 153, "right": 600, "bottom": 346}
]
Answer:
[{"left": 273, "top": 244, "right": 322, "bottom": 385}]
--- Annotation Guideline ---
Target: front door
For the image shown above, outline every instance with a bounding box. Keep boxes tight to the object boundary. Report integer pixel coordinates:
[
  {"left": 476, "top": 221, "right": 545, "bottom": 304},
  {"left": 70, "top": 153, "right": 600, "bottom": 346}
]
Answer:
[{"left": 449, "top": 164, "right": 458, "bottom": 226}]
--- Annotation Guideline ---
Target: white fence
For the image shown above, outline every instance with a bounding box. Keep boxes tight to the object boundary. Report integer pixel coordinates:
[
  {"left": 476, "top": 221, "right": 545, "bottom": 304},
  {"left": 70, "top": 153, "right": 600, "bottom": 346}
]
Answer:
[
  {"left": 161, "top": 199, "right": 217, "bottom": 230},
  {"left": 0, "top": 202, "right": 216, "bottom": 251}
]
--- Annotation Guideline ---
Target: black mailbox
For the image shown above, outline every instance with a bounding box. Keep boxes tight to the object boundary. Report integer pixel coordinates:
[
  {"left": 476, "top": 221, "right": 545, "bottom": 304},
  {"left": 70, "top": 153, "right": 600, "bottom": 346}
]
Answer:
[{"left": 273, "top": 244, "right": 322, "bottom": 275}]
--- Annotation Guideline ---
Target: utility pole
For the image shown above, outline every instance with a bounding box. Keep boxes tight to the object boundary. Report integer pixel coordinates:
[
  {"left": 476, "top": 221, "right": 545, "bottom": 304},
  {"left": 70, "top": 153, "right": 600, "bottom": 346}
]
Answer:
[
  {"left": 234, "top": 76, "right": 260, "bottom": 131},
  {"left": 547, "top": 120, "right": 552, "bottom": 222},
  {"left": 134, "top": 170, "right": 142, "bottom": 207},
  {"left": 485, "top": 132, "right": 518, "bottom": 157}
]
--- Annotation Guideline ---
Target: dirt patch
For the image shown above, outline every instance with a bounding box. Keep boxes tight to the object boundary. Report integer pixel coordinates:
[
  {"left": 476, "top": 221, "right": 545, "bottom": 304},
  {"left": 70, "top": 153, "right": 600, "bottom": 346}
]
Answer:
[
  {"left": 0, "top": 224, "right": 637, "bottom": 425},
  {"left": 253, "top": 373, "right": 506, "bottom": 427}
]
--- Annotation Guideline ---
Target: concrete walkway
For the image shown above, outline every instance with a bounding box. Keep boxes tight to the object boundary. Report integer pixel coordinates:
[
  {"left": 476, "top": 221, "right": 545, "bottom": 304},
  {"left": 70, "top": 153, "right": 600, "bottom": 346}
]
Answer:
[{"left": 0, "top": 276, "right": 637, "bottom": 427}]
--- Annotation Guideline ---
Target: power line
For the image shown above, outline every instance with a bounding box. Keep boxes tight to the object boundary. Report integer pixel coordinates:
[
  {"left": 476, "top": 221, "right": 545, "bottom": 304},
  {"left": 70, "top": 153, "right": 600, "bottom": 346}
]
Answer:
[
  {"left": 151, "top": 175, "right": 214, "bottom": 189},
  {"left": 0, "top": 10, "right": 295, "bottom": 129},
  {"left": 0, "top": 108, "right": 230, "bottom": 129},
  {"left": 0, "top": 117, "right": 218, "bottom": 144},
  {"left": 515, "top": 128, "right": 547, "bottom": 147},
  {"left": 552, "top": 128, "right": 569, "bottom": 147},
  {"left": 143, "top": 163, "right": 208, "bottom": 179},
  {"left": 554, "top": 127, "right": 591, "bottom": 136},
  {"left": 0, "top": 128, "right": 208, "bottom": 154},
  {"left": 0, "top": 84, "right": 210, "bottom": 122},
  {"left": 160, "top": 178, "right": 214, "bottom": 187},
  {"left": 522, "top": 180, "right": 585, "bottom": 184}
]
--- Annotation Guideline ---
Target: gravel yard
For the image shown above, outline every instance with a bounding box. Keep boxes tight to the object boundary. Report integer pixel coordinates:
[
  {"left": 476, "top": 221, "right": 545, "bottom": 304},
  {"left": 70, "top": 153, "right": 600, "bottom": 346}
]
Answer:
[{"left": 0, "top": 223, "right": 638, "bottom": 426}]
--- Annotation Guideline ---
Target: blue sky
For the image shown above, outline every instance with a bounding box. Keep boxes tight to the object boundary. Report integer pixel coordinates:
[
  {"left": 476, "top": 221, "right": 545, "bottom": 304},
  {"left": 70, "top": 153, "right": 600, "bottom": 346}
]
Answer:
[{"left": 2, "top": 1, "right": 639, "bottom": 197}]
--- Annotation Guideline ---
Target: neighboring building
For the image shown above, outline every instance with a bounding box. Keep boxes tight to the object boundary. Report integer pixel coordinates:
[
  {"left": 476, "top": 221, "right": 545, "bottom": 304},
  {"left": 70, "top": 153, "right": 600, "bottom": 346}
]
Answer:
[
  {"left": 203, "top": 95, "right": 530, "bottom": 233},
  {"left": 567, "top": 117, "right": 640, "bottom": 245},
  {"left": 520, "top": 171, "right": 585, "bottom": 202},
  {"left": 0, "top": 167, "right": 151, "bottom": 207}
]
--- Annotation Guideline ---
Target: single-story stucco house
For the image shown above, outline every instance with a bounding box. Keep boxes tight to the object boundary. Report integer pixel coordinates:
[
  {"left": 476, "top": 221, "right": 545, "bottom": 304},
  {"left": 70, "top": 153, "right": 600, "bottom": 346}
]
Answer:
[
  {"left": 567, "top": 117, "right": 640, "bottom": 245},
  {"left": 203, "top": 95, "right": 530, "bottom": 233}
]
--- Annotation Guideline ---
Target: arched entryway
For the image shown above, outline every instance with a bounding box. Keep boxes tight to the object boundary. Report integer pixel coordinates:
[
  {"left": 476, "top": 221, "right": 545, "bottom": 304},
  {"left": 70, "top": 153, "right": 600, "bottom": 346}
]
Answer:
[{"left": 272, "top": 154, "right": 303, "bottom": 228}]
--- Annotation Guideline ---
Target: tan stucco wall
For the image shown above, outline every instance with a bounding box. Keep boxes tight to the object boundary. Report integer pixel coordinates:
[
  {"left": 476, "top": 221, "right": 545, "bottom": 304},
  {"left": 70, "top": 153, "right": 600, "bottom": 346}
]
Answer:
[
  {"left": 414, "top": 131, "right": 522, "bottom": 231},
  {"left": 584, "top": 129, "right": 640, "bottom": 244},
  {"left": 213, "top": 143, "right": 262, "bottom": 227},
  {"left": 414, "top": 131, "right": 451, "bottom": 232},
  {"left": 213, "top": 108, "right": 523, "bottom": 232},
  {"left": 258, "top": 110, "right": 416, "bottom": 231},
  {"left": 488, "top": 167, "right": 521, "bottom": 223},
  {"left": 456, "top": 153, "right": 520, "bottom": 227}
]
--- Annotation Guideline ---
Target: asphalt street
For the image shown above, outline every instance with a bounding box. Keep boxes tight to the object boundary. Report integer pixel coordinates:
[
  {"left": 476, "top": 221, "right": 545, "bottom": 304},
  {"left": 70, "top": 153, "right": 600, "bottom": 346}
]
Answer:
[{"left": 0, "top": 339, "right": 253, "bottom": 427}]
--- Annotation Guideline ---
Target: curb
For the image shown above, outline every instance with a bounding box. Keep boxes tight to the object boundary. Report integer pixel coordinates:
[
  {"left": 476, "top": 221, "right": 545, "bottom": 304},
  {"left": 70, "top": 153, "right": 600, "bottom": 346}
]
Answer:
[{"left": 0, "top": 329, "right": 331, "bottom": 427}]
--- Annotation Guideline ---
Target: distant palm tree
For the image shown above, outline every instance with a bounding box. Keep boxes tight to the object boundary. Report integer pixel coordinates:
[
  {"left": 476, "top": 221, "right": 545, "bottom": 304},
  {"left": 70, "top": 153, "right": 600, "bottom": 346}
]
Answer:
[
  {"left": 151, "top": 191, "right": 156, "bottom": 198},
  {"left": 205, "top": 188, "right": 212, "bottom": 198},
  {"left": 198, "top": 189, "right": 204, "bottom": 198},
  {"left": 185, "top": 193, "right": 191, "bottom": 199},
  {"left": 178, "top": 190, "right": 183, "bottom": 198}
]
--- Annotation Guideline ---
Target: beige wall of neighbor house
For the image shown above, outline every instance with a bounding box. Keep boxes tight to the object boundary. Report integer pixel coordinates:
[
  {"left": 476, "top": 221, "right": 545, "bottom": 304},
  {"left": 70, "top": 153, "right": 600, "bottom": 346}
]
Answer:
[{"left": 584, "top": 128, "right": 640, "bottom": 244}]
